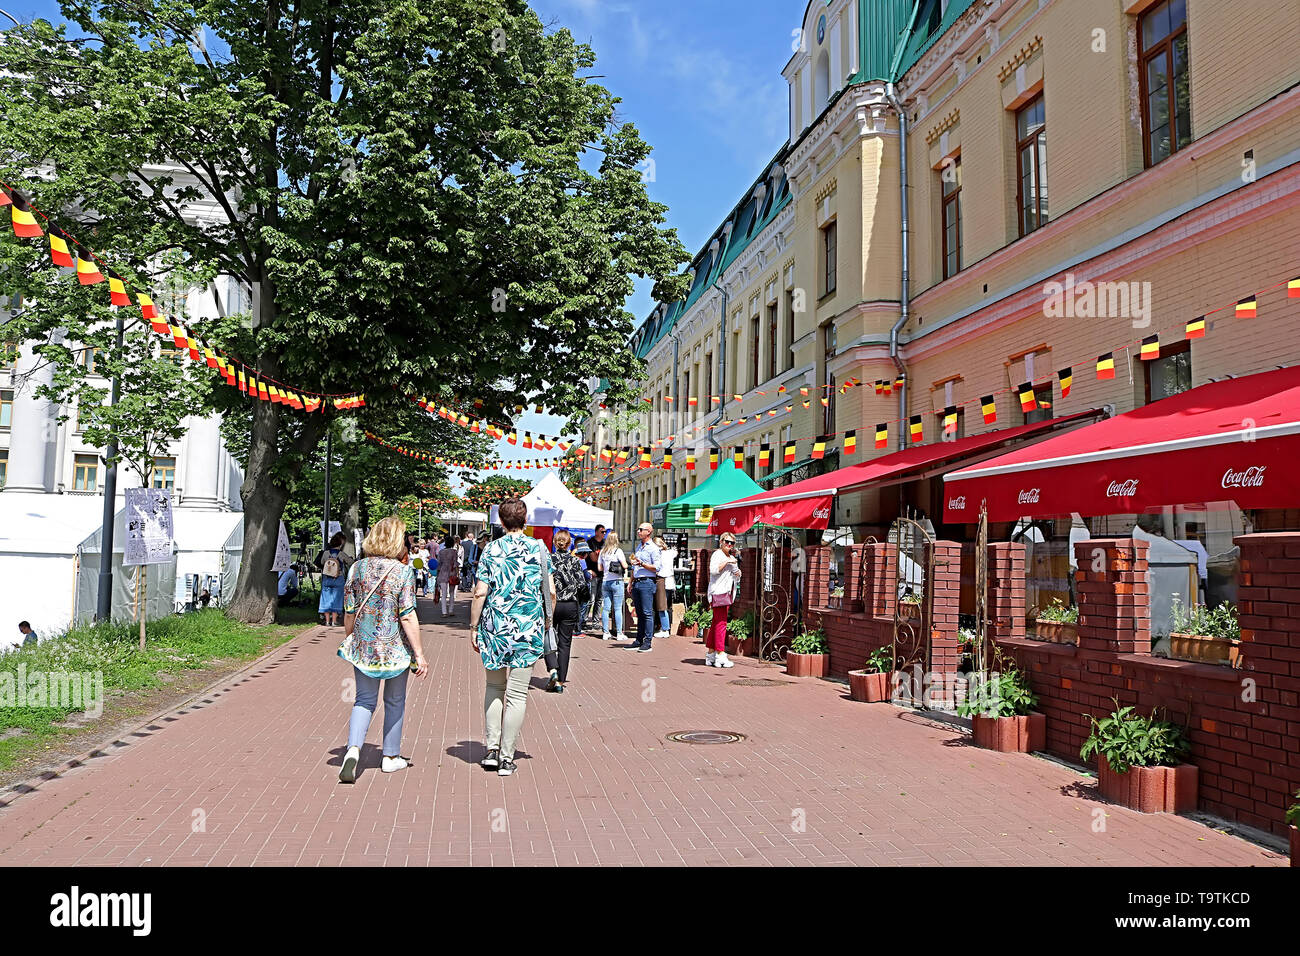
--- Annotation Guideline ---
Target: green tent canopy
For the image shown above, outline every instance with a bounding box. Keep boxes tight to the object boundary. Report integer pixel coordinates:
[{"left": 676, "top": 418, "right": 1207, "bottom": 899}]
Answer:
[{"left": 649, "top": 459, "right": 765, "bottom": 529}]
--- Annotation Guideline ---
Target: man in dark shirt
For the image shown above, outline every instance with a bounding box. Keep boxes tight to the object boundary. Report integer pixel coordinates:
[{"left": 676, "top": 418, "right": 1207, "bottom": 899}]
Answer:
[{"left": 583, "top": 525, "right": 606, "bottom": 629}]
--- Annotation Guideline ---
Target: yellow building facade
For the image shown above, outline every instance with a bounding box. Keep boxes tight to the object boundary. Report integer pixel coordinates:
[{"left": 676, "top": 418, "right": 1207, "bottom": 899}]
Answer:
[{"left": 581, "top": 0, "right": 1300, "bottom": 542}]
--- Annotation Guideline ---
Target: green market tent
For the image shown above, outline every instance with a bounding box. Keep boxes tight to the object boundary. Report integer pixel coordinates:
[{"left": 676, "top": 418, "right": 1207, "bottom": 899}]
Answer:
[{"left": 649, "top": 459, "right": 765, "bottom": 529}]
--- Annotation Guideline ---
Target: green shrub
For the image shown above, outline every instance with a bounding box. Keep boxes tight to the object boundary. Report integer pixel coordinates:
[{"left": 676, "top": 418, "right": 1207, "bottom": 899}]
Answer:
[
  {"left": 682, "top": 602, "right": 710, "bottom": 629},
  {"left": 1169, "top": 596, "right": 1239, "bottom": 641},
  {"left": 1287, "top": 790, "right": 1300, "bottom": 827},
  {"left": 726, "top": 614, "right": 751, "bottom": 642},
  {"left": 1034, "top": 598, "right": 1079, "bottom": 624},
  {"left": 957, "top": 662, "right": 1037, "bottom": 718},
  {"left": 1079, "top": 702, "right": 1191, "bottom": 774},
  {"left": 790, "top": 627, "right": 828, "bottom": 655},
  {"left": 864, "top": 645, "right": 897, "bottom": 674}
]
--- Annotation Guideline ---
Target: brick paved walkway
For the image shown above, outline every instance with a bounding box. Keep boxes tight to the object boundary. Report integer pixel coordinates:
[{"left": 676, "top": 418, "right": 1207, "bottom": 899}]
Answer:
[{"left": 0, "top": 598, "right": 1285, "bottom": 866}]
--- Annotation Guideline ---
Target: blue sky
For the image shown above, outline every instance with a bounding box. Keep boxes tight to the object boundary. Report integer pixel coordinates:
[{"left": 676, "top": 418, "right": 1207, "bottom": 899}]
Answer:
[{"left": 1, "top": 0, "right": 800, "bottom": 486}]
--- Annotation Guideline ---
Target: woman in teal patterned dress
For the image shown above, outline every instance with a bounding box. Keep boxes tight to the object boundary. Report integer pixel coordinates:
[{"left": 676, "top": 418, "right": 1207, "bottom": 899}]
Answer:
[
  {"left": 469, "top": 499, "right": 554, "bottom": 778},
  {"left": 336, "top": 516, "right": 428, "bottom": 782}
]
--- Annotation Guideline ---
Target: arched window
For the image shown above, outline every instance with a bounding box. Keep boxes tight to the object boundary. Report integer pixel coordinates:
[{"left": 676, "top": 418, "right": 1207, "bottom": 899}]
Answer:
[{"left": 814, "top": 51, "right": 830, "bottom": 113}]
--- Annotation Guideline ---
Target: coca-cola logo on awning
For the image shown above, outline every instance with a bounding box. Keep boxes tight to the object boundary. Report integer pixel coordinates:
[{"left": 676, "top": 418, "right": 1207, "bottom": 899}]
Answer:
[
  {"left": 1106, "top": 479, "right": 1139, "bottom": 497},
  {"left": 812, "top": 507, "right": 831, "bottom": 520},
  {"left": 948, "top": 496, "right": 967, "bottom": 511},
  {"left": 1017, "top": 488, "right": 1041, "bottom": 504},
  {"left": 1222, "top": 466, "right": 1266, "bottom": 488}
]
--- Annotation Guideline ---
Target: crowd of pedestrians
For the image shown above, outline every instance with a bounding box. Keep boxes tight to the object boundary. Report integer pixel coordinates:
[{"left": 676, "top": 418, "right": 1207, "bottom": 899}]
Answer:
[{"left": 327, "top": 503, "right": 741, "bottom": 783}]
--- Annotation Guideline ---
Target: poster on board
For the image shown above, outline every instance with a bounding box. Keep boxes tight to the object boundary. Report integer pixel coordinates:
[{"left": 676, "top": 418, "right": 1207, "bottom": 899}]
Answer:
[
  {"left": 272, "top": 521, "right": 292, "bottom": 573},
  {"left": 124, "top": 487, "right": 174, "bottom": 566}
]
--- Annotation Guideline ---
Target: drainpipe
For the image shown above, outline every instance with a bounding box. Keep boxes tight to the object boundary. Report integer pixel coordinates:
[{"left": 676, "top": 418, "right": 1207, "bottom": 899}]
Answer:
[{"left": 885, "top": 81, "right": 910, "bottom": 450}]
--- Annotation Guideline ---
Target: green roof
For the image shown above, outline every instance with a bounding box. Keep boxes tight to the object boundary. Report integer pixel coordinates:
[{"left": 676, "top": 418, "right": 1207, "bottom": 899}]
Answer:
[
  {"left": 892, "top": 0, "right": 979, "bottom": 79},
  {"left": 654, "top": 459, "right": 764, "bottom": 529}
]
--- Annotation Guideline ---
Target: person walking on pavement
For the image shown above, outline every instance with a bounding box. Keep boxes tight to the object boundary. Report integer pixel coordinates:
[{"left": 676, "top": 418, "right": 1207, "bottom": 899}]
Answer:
[
  {"left": 705, "top": 533, "right": 742, "bottom": 668},
  {"left": 461, "top": 531, "right": 480, "bottom": 589},
  {"left": 317, "top": 531, "right": 349, "bottom": 627},
  {"left": 436, "top": 534, "right": 459, "bottom": 617},
  {"left": 337, "top": 516, "right": 428, "bottom": 782},
  {"left": 543, "top": 530, "right": 586, "bottom": 694},
  {"left": 653, "top": 535, "right": 675, "bottom": 638},
  {"left": 585, "top": 524, "right": 607, "bottom": 628},
  {"left": 470, "top": 499, "right": 553, "bottom": 777},
  {"left": 628, "top": 522, "right": 662, "bottom": 653},
  {"left": 573, "top": 538, "right": 593, "bottom": 631},
  {"left": 597, "top": 531, "right": 627, "bottom": 641}
]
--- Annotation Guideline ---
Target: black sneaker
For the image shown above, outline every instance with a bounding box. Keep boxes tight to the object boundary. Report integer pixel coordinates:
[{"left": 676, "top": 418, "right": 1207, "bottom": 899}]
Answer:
[
  {"left": 497, "top": 757, "right": 517, "bottom": 776},
  {"left": 481, "top": 748, "right": 500, "bottom": 770}
]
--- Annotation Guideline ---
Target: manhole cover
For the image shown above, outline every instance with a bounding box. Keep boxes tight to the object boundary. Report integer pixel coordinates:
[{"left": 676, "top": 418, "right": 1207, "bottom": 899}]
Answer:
[
  {"left": 666, "top": 731, "right": 746, "bottom": 745},
  {"left": 728, "top": 678, "right": 791, "bottom": 687}
]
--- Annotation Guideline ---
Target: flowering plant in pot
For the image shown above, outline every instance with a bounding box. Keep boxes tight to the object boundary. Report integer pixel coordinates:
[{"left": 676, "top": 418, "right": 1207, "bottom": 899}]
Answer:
[
  {"left": 899, "top": 588, "right": 921, "bottom": 619},
  {"left": 956, "top": 655, "right": 1045, "bottom": 753},
  {"left": 849, "top": 645, "right": 899, "bottom": 702},
  {"left": 1287, "top": 790, "right": 1299, "bottom": 867},
  {"left": 827, "top": 586, "right": 845, "bottom": 610},
  {"left": 678, "top": 602, "right": 708, "bottom": 638},
  {"left": 1167, "top": 597, "right": 1240, "bottom": 667},
  {"left": 1080, "top": 702, "right": 1196, "bottom": 813},
  {"left": 1031, "top": 599, "right": 1078, "bottom": 644},
  {"left": 786, "top": 625, "right": 829, "bottom": 678}
]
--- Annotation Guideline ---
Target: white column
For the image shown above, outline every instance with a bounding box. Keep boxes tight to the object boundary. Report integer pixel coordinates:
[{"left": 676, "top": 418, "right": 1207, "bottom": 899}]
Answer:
[
  {"left": 2, "top": 341, "right": 59, "bottom": 493},
  {"left": 180, "top": 412, "right": 224, "bottom": 509},
  {"left": 829, "top": 20, "right": 842, "bottom": 92}
]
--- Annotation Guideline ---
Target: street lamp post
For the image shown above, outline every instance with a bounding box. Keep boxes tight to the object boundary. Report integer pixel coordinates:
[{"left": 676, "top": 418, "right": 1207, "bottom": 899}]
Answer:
[
  {"left": 0, "top": 9, "right": 20, "bottom": 26},
  {"left": 95, "top": 313, "right": 125, "bottom": 621}
]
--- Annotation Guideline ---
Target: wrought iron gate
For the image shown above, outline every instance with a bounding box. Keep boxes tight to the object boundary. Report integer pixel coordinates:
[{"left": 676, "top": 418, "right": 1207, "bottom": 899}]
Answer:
[
  {"left": 754, "top": 527, "right": 797, "bottom": 663},
  {"left": 891, "top": 509, "right": 936, "bottom": 706}
]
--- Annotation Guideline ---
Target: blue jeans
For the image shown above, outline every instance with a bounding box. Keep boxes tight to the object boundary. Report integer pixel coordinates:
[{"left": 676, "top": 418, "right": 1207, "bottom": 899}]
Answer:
[
  {"left": 601, "top": 579, "right": 625, "bottom": 635},
  {"left": 658, "top": 606, "right": 671, "bottom": 633},
  {"left": 348, "top": 667, "right": 409, "bottom": 757},
  {"left": 632, "top": 578, "right": 657, "bottom": 648}
]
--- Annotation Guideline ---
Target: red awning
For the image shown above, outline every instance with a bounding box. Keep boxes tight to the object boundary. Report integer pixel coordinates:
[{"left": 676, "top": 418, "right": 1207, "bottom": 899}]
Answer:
[
  {"left": 707, "top": 412, "right": 1099, "bottom": 534},
  {"left": 943, "top": 366, "right": 1300, "bottom": 523}
]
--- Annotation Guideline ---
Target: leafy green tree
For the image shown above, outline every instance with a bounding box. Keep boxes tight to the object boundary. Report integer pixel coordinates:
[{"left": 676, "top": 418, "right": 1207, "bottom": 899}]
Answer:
[
  {"left": 0, "top": 0, "right": 687, "bottom": 622},
  {"left": 462, "top": 475, "right": 531, "bottom": 513}
]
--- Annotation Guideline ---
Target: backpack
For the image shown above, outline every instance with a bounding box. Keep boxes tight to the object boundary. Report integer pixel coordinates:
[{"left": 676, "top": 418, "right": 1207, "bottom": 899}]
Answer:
[{"left": 323, "top": 551, "right": 343, "bottom": 578}]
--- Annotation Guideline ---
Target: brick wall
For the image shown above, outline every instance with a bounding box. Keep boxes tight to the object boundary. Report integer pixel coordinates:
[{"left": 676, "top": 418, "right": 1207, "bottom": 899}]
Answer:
[{"left": 996, "top": 534, "right": 1300, "bottom": 838}]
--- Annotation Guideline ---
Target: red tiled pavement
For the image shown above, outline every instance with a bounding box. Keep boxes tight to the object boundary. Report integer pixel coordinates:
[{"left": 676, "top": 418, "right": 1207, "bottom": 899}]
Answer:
[{"left": 0, "top": 598, "right": 1286, "bottom": 866}]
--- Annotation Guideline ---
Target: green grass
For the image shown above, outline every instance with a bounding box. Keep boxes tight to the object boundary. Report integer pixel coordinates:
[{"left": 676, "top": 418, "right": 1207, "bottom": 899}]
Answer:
[{"left": 0, "top": 609, "right": 304, "bottom": 771}]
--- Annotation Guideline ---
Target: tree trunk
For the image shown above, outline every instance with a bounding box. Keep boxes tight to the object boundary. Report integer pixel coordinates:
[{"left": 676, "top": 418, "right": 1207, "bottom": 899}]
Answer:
[
  {"left": 341, "top": 482, "right": 363, "bottom": 561},
  {"left": 227, "top": 393, "right": 326, "bottom": 623}
]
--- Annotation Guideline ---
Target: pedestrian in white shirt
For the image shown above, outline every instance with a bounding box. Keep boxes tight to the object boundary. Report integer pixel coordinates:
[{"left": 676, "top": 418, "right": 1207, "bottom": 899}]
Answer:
[{"left": 705, "top": 533, "right": 742, "bottom": 667}]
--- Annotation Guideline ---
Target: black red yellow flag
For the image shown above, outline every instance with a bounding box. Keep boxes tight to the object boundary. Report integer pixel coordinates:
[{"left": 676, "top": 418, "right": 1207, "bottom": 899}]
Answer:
[
  {"left": 1139, "top": 334, "right": 1160, "bottom": 361},
  {"left": 733, "top": 447, "right": 744, "bottom": 468},
  {"left": 759, "top": 443, "right": 772, "bottom": 466},
  {"left": 48, "top": 226, "right": 74, "bottom": 267},
  {"left": 783, "top": 442, "right": 797, "bottom": 464},
  {"left": 811, "top": 436, "right": 827, "bottom": 460},
  {"left": 1017, "top": 382, "right": 1037, "bottom": 413},
  {"left": 1057, "top": 368, "right": 1073, "bottom": 398},
  {"left": 908, "top": 415, "right": 923, "bottom": 442},
  {"left": 685, "top": 453, "right": 696, "bottom": 471},
  {"left": 942, "top": 406, "right": 958, "bottom": 434},
  {"left": 1096, "top": 352, "right": 1115, "bottom": 380},
  {"left": 8, "top": 192, "right": 42, "bottom": 237},
  {"left": 875, "top": 424, "right": 888, "bottom": 449},
  {"left": 1236, "top": 296, "right": 1257, "bottom": 319},
  {"left": 843, "top": 430, "right": 856, "bottom": 454},
  {"left": 76, "top": 250, "right": 105, "bottom": 285},
  {"left": 107, "top": 271, "right": 130, "bottom": 307},
  {"left": 709, "top": 450, "right": 719, "bottom": 471},
  {"left": 1186, "top": 315, "right": 1205, "bottom": 339},
  {"left": 981, "top": 395, "right": 997, "bottom": 424}
]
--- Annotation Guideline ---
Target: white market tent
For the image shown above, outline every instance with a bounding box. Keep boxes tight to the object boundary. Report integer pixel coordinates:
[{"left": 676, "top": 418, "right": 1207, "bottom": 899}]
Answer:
[
  {"left": 74, "top": 507, "right": 177, "bottom": 626},
  {"left": 490, "top": 471, "right": 613, "bottom": 536},
  {"left": 172, "top": 509, "right": 244, "bottom": 609},
  {"left": 0, "top": 491, "right": 107, "bottom": 638}
]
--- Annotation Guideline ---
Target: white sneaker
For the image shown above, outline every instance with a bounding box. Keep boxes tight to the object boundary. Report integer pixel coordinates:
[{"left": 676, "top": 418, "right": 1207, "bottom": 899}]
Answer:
[
  {"left": 654, "top": 630, "right": 669, "bottom": 639},
  {"left": 705, "top": 650, "right": 717, "bottom": 667},
  {"left": 339, "top": 745, "right": 360, "bottom": 783},
  {"left": 601, "top": 631, "right": 611, "bottom": 641},
  {"left": 715, "top": 652, "right": 735, "bottom": 668},
  {"left": 381, "top": 755, "right": 409, "bottom": 773}
]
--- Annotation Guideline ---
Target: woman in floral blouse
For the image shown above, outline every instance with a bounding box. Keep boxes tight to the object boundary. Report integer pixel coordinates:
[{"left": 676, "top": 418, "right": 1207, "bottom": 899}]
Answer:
[
  {"left": 337, "top": 516, "right": 427, "bottom": 782},
  {"left": 469, "top": 499, "right": 554, "bottom": 778}
]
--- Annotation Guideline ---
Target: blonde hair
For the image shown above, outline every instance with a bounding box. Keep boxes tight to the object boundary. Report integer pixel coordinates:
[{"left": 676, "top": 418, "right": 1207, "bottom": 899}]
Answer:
[
  {"left": 719, "top": 532, "right": 737, "bottom": 546},
  {"left": 554, "top": 529, "right": 572, "bottom": 552},
  {"left": 363, "top": 516, "right": 407, "bottom": 560},
  {"left": 601, "top": 531, "right": 621, "bottom": 554}
]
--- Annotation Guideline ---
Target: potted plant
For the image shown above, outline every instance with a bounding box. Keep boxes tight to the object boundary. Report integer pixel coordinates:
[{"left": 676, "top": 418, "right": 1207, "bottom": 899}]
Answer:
[
  {"left": 899, "top": 588, "right": 921, "bottom": 620},
  {"left": 1288, "top": 790, "right": 1299, "bottom": 867},
  {"left": 725, "top": 613, "right": 754, "bottom": 657},
  {"left": 678, "top": 602, "right": 707, "bottom": 639},
  {"left": 1080, "top": 703, "right": 1196, "bottom": 813},
  {"left": 1167, "top": 597, "right": 1240, "bottom": 667},
  {"left": 957, "top": 656, "right": 1045, "bottom": 753},
  {"left": 1031, "top": 599, "right": 1079, "bottom": 644},
  {"left": 957, "top": 627, "right": 977, "bottom": 673},
  {"left": 786, "top": 626, "right": 829, "bottom": 678},
  {"left": 827, "top": 586, "right": 845, "bottom": 610},
  {"left": 848, "top": 645, "right": 898, "bottom": 702}
]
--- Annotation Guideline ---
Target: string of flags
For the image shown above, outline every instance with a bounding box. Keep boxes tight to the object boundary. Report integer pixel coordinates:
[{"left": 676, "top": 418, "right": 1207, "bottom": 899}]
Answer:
[
  {"left": 577, "top": 271, "right": 1299, "bottom": 494},
  {"left": 407, "top": 395, "right": 581, "bottom": 450},
  {"left": 2, "top": 180, "right": 367, "bottom": 410}
]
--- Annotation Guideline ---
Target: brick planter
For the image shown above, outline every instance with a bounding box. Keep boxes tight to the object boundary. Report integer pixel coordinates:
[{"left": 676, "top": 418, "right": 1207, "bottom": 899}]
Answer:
[
  {"left": 678, "top": 624, "right": 698, "bottom": 638},
  {"left": 1096, "top": 756, "right": 1199, "bottom": 814},
  {"left": 1167, "top": 632, "right": 1239, "bottom": 667},
  {"left": 726, "top": 636, "right": 755, "bottom": 657},
  {"left": 970, "top": 712, "right": 1047, "bottom": 753},
  {"left": 1031, "top": 621, "right": 1078, "bottom": 645},
  {"left": 786, "top": 652, "right": 828, "bottom": 678},
  {"left": 847, "top": 670, "right": 892, "bottom": 702}
]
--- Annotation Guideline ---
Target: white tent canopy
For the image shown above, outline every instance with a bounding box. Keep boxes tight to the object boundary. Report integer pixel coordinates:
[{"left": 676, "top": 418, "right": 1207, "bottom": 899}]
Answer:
[{"left": 490, "top": 472, "right": 613, "bottom": 532}]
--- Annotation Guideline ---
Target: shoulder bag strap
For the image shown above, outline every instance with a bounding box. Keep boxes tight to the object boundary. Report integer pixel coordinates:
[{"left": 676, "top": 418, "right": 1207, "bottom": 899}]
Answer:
[{"left": 356, "top": 560, "right": 398, "bottom": 612}]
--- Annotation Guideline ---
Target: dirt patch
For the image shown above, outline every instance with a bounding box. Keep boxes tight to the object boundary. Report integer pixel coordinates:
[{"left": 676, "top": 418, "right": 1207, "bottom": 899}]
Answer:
[{"left": 0, "top": 638, "right": 302, "bottom": 792}]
